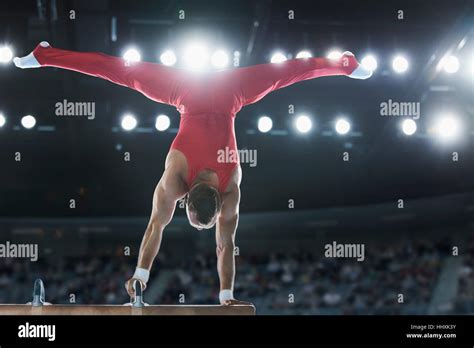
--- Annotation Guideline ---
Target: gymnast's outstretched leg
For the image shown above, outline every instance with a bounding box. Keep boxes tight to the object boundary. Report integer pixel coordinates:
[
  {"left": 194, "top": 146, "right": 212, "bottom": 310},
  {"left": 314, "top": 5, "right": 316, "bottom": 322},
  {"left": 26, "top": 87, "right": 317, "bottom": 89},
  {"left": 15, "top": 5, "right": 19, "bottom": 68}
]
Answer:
[{"left": 14, "top": 42, "right": 185, "bottom": 106}]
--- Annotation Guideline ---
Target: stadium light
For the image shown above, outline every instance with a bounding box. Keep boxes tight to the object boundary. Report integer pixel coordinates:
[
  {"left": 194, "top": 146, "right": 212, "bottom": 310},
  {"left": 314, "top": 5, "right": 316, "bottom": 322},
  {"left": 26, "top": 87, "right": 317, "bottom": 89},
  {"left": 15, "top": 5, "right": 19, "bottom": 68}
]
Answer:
[
  {"left": 361, "top": 54, "right": 378, "bottom": 72},
  {"left": 434, "top": 114, "right": 460, "bottom": 140},
  {"left": 401, "top": 119, "right": 417, "bottom": 136},
  {"left": 270, "top": 52, "right": 287, "bottom": 63},
  {"left": 440, "top": 55, "right": 460, "bottom": 74},
  {"left": 295, "top": 115, "right": 312, "bottom": 133},
  {"left": 0, "top": 46, "right": 13, "bottom": 63},
  {"left": 21, "top": 115, "right": 36, "bottom": 129},
  {"left": 296, "top": 50, "right": 312, "bottom": 59},
  {"left": 211, "top": 50, "right": 229, "bottom": 68},
  {"left": 335, "top": 118, "right": 351, "bottom": 135},
  {"left": 392, "top": 55, "right": 409, "bottom": 73},
  {"left": 121, "top": 114, "right": 137, "bottom": 131},
  {"left": 327, "top": 50, "right": 343, "bottom": 60},
  {"left": 155, "top": 114, "right": 170, "bottom": 131},
  {"left": 258, "top": 116, "right": 273, "bottom": 133},
  {"left": 123, "top": 48, "right": 141, "bottom": 63},
  {"left": 0, "top": 113, "right": 6, "bottom": 127},
  {"left": 160, "top": 50, "right": 177, "bottom": 66},
  {"left": 184, "top": 43, "right": 209, "bottom": 70}
]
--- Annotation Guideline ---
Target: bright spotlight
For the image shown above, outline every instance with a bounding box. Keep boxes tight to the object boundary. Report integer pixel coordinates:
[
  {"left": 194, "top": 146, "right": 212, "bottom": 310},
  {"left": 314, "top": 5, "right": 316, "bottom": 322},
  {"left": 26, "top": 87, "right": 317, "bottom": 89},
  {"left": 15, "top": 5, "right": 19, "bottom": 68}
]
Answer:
[
  {"left": 211, "top": 50, "right": 229, "bottom": 68},
  {"left": 155, "top": 114, "right": 170, "bottom": 131},
  {"left": 295, "top": 115, "right": 312, "bottom": 133},
  {"left": 121, "top": 114, "right": 137, "bottom": 131},
  {"left": 335, "top": 118, "right": 351, "bottom": 135},
  {"left": 392, "top": 55, "right": 409, "bottom": 73},
  {"left": 327, "top": 50, "right": 343, "bottom": 60},
  {"left": 123, "top": 48, "right": 141, "bottom": 63},
  {"left": 434, "top": 115, "right": 460, "bottom": 140},
  {"left": 160, "top": 50, "right": 177, "bottom": 66},
  {"left": 21, "top": 115, "right": 36, "bottom": 129},
  {"left": 270, "top": 52, "right": 287, "bottom": 63},
  {"left": 258, "top": 116, "right": 273, "bottom": 133},
  {"left": 361, "top": 54, "right": 378, "bottom": 72},
  {"left": 0, "top": 46, "right": 13, "bottom": 63},
  {"left": 184, "top": 43, "right": 209, "bottom": 70},
  {"left": 401, "top": 119, "right": 417, "bottom": 136},
  {"left": 441, "top": 55, "right": 459, "bottom": 74},
  {"left": 0, "top": 113, "right": 5, "bottom": 127},
  {"left": 296, "top": 50, "right": 312, "bottom": 59}
]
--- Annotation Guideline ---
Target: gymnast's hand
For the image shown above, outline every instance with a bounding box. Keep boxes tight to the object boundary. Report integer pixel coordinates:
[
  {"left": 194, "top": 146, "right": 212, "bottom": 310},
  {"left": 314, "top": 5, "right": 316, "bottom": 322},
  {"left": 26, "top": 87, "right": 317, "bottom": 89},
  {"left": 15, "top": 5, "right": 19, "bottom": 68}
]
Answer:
[
  {"left": 124, "top": 277, "right": 147, "bottom": 299},
  {"left": 222, "top": 299, "right": 254, "bottom": 306}
]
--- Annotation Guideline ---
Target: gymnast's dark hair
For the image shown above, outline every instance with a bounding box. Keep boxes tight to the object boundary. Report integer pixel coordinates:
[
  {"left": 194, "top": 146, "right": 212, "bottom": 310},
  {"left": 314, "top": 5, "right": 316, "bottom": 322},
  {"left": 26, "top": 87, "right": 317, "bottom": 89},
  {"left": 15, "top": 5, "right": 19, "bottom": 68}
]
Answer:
[{"left": 187, "top": 183, "right": 220, "bottom": 225}]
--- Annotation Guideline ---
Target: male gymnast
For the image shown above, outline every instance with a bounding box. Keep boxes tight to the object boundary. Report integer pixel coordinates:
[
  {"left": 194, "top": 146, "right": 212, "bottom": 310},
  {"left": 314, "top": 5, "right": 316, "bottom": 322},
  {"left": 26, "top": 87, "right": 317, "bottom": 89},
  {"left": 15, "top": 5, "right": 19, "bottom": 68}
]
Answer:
[{"left": 14, "top": 42, "right": 371, "bottom": 305}]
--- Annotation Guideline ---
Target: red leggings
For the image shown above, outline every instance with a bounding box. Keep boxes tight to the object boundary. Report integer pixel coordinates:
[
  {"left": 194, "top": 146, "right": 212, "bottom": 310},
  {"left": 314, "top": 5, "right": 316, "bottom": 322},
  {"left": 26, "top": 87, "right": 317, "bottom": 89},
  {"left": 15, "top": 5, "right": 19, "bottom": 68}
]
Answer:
[
  {"left": 33, "top": 44, "right": 187, "bottom": 107},
  {"left": 32, "top": 43, "right": 358, "bottom": 110}
]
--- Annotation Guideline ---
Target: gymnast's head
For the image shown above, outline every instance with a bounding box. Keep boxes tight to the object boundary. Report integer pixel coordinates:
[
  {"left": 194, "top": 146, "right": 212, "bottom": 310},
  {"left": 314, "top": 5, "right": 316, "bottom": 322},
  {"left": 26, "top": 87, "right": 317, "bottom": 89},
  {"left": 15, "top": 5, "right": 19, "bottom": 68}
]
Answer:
[{"left": 186, "top": 183, "right": 221, "bottom": 230}]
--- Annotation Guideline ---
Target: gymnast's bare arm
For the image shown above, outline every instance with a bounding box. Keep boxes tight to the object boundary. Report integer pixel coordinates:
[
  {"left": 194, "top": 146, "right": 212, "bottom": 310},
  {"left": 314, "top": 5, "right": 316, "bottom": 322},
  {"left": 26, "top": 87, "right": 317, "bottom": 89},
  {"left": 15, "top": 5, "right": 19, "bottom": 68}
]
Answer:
[
  {"left": 125, "top": 151, "right": 187, "bottom": 297},
  {"left": 215, "top": 167, "right": 251, "bottom": 305}
]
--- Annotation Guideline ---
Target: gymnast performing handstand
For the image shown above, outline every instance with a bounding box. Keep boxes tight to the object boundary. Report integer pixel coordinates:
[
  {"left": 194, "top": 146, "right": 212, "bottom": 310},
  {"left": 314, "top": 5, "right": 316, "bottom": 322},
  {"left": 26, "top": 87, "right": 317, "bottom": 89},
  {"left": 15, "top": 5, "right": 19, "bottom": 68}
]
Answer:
[{"left": 14, "top": 42, "right": 371, "bottom": 305}]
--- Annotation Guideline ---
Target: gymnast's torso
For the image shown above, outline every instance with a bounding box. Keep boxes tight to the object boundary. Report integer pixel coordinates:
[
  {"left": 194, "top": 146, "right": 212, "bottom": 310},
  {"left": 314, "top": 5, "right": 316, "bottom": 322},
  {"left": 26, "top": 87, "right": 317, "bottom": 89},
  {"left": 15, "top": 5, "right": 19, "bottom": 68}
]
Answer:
[{"left": 169, "top": 72, "right": 243, "bottom": 194}]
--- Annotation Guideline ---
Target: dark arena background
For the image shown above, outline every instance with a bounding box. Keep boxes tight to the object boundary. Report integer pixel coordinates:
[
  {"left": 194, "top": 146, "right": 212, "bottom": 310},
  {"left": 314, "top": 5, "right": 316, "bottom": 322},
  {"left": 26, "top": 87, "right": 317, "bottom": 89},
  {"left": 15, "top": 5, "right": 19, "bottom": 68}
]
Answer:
[{"left": 0, "top": 0, "right": 474, "bottom": 345}]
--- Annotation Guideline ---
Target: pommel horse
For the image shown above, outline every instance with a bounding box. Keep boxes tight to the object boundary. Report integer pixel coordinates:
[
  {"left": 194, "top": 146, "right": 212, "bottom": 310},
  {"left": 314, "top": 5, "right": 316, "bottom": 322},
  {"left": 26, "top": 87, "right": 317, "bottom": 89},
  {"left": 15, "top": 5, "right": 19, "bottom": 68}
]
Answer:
[{"left": 0, "top": 279, "right": 256, "bottom": 316}]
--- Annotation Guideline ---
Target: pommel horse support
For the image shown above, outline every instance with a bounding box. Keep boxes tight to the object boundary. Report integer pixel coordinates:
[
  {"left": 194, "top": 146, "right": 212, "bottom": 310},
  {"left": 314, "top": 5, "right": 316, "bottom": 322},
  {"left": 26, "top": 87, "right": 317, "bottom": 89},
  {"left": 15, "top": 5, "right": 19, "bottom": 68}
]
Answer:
[{"left": 0, "top": 279, "right": 256, "bottom": 316}]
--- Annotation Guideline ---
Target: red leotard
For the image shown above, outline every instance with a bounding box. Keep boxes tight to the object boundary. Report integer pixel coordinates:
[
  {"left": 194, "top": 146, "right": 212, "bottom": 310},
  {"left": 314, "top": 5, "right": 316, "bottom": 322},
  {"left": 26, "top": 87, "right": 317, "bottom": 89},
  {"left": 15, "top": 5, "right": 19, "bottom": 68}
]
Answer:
[{"left": 32, "top": 44, "right": 358, "bottom": 193}]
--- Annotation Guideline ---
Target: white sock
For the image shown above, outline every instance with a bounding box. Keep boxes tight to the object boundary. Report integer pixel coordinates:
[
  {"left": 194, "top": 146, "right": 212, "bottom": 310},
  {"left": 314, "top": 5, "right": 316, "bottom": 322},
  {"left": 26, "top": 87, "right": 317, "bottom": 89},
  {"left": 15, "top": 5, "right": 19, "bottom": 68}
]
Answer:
[
  {"left": 343, "top": 51, "right": 373, "bottom": 80},
  {"left": 349, "top": 65, "right": 373, "bottom": 79},
  {"left": 13, "top": 41, "right": 50, "bottom": 69}
]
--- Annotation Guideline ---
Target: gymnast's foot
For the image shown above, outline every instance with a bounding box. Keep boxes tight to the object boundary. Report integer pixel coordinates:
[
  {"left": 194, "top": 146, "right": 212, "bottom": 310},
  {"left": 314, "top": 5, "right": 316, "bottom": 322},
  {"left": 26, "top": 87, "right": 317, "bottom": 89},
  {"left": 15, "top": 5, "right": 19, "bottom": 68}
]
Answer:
[
  {"left": 13, "top": 41, "right": 50, "bottom": 69},
  {"left": 342, "top": 51, "right": 373, "bottom": 80}
]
